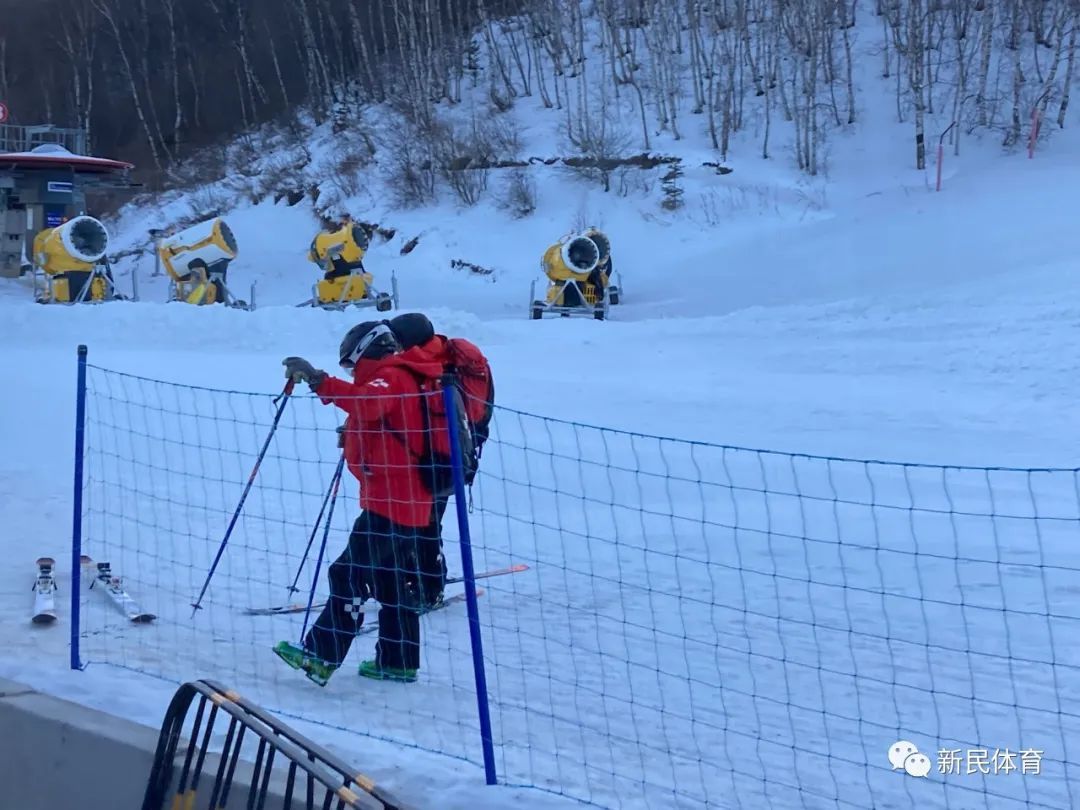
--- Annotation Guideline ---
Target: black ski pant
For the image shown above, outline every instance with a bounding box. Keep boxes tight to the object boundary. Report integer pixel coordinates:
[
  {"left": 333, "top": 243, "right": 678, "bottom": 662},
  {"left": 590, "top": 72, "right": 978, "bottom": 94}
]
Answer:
[
  {"left": 305, "top": 510, "right": 441, "bottom": 670},
  {"left": 427, "top": 443, "right": 485, "bottom": 599},
  {"left": 420, "top": 497, "right": 451, "bottom": 605}
]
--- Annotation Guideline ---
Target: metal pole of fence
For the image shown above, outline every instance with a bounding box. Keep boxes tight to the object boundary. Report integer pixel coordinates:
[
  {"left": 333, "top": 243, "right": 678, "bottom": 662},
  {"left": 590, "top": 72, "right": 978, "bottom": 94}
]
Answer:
[
  {"left": 441, "top": 378, "right": 497, "bottom": 785},
  {"left": 149, "top": 229, "right": 164, "bottom": 277},
  {"left": 130, "top": 258, "right": 139, "bottom": 302},
  {"left": 70, "top": 344, "right": 88, "bottom": 670}
]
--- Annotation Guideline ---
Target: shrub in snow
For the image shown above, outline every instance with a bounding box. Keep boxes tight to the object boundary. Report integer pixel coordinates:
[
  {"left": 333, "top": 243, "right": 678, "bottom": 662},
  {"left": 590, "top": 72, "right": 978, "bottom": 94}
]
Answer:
[{"left": 498, "top": 170, "right": 537, "bottom": 218}]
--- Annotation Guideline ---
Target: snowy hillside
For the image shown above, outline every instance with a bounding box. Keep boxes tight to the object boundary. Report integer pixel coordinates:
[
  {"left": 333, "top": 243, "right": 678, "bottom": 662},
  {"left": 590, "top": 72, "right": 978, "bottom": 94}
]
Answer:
[{"left": 2, "top": 2, "right": 1080, "bottom": 809}]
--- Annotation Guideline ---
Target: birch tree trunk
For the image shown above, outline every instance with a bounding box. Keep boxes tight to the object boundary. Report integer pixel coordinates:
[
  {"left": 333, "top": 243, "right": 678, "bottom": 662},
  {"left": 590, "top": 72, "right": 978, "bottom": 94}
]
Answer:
[
  {"left": 975, "top": 0, "right": 995, "bottom": 126},
  {"left": 1058, "top": 11, "right": 1078, "bottom": 126},
  {"left": 910, "top": 0, "right": 927, "bottom": 169},
  {"left": 90, "top": 0, "right": 165, "bottom": 172},
  {"left": 1005, "top": 1, "right": 1024, "bottom": 145}
]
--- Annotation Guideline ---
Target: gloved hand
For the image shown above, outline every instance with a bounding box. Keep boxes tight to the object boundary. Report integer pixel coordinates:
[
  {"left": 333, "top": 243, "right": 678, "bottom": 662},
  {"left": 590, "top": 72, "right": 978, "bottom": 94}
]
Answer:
[{"left": 282, "top": 356, "right": 327, "bottom": 389}]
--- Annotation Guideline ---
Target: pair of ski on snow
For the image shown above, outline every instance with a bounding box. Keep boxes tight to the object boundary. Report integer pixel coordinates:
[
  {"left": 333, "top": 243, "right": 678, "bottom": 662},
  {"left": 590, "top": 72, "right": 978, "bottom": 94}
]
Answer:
[
  {"left": 32, "top": 556, "right": 155, "bottom": 625},
  {"left": 242, "top": 563, "right": 528, "bottom": 616}
]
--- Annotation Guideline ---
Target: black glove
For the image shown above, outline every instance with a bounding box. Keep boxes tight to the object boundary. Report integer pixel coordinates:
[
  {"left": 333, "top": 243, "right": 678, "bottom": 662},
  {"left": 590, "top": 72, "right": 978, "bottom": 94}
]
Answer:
[{"left": 282, "top": 356, "right": 327, "bottom": 389}]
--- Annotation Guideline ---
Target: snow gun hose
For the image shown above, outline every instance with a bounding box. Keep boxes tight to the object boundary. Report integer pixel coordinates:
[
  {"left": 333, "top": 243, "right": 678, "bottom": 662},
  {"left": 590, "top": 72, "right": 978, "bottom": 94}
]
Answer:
[{"left": 191, "top": 379, "right": 296, "bottom": 615}]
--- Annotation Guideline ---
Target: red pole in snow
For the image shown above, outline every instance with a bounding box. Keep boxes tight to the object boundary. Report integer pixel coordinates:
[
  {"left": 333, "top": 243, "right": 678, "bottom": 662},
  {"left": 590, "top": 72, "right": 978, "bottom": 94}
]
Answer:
[{"left": 936, "top": 121, "right": 956, "bottom": 192}]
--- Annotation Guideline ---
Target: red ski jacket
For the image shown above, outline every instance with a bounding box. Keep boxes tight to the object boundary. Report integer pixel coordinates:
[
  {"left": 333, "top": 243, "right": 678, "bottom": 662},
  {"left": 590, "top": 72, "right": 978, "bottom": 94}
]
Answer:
[{"left": 314, "top": 349, "right": 445, "bottom": 528}]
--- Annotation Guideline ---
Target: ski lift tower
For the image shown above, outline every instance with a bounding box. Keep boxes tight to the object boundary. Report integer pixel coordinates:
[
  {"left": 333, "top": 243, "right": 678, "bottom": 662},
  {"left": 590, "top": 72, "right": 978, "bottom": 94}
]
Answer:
[{"left": 0, "top": 119, "right": 135, "bottom": 278}]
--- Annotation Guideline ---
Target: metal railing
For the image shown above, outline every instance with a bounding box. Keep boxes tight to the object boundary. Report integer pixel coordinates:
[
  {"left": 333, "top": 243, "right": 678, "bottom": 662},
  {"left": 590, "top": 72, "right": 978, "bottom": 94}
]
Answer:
[
  {"left": 141, "top": 680, "right": 415, "bottom": 810},
  {"left": 0, "top": 123, "right": 87, "bottom": 155}
]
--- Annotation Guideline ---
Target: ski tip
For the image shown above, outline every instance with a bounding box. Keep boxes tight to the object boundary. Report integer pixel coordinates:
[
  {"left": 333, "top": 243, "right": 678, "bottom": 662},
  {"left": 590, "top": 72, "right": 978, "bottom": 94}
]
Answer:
[{"left": 509, "top": 564, "right": 529, "bottom": 573}]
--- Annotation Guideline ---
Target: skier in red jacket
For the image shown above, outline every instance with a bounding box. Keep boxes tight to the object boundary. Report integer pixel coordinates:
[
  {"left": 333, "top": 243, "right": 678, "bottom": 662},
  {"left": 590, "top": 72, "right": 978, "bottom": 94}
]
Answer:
[{"left": 273, "top": 321, "right": 446, "bottom": 685}]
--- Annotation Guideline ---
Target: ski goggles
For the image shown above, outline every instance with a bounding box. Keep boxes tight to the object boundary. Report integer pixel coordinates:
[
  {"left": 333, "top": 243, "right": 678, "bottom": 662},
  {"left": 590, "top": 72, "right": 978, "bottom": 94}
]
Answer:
[{"left": 340, "top": 323, "right": 395, "bottom": 369}]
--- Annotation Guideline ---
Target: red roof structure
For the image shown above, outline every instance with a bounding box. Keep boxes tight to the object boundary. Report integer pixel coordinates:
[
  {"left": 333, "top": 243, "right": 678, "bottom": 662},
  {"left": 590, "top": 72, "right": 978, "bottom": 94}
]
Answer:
[{"left": 0, "top": 144, "right": 133, "bottom": 173}]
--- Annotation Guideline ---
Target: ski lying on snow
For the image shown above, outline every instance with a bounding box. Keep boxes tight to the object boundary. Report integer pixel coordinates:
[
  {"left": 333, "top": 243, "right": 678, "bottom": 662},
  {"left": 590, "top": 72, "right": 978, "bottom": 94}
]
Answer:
[
  {"left": 355, "top": 589, "right": 485, "bottom": 636},
  {"left": 81, "top": 556, "right": 157, "bottom": 624},
  {"left": 243, "top": 564, "right": 526, "bottom": 616},
  {"left": 32, "top": 557, "right": 58, "bottom": 625}
]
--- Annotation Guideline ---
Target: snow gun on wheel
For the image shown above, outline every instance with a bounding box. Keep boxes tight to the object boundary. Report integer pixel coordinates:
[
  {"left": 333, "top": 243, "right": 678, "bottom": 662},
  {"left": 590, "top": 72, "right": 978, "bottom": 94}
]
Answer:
[
  {"left": 32, "top": 216, "right": 120, "bottom": 304},
  {"left": 158, "top": 217, "right": 253, "bottom": 310},
  {"left": 529, "top": 228, "right": 621, "bottom": 321},
  {"left": 300, "top": 216, "right": 398, "bottom": 312}
]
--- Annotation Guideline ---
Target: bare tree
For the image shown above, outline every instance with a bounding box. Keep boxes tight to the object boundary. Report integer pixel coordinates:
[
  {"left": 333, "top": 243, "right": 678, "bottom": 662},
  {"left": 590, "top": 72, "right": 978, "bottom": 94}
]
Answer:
[
  {"left": 1005, "top": 0, "right": 1026, "bottom": 145},
  {"left": 974, "top": 0, "right": 996, "bottom": 127},
  {"left": 1, "top": 0, "right": 1075, "bottom": 190},
  {"left": 884, "top": 0, "right": 931, "bottom": 168},
  {"left": 563, "top": 85, "right": 633, "bottom": 191},
  {"left": 90, "top": 0, "right": 167, "bottom": 171},
  {"left": 1058, "top": 8, "right": 1078, "bottom": 126},
  {"left": 55, "top": 0, "right": 99, "bottom": 147}
]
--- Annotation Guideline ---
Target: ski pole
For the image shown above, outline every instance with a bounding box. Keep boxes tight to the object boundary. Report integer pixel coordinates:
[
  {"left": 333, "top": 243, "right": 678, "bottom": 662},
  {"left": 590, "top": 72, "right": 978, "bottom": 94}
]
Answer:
[
  {"left": 287, "top": 452, "right": 345, "bottom": 595},
  {"left": 300, "top": 453, "right": 345, "bottom": 641},
  {"left": 191, "top": 379, "right": 296, "bottom": 615}
]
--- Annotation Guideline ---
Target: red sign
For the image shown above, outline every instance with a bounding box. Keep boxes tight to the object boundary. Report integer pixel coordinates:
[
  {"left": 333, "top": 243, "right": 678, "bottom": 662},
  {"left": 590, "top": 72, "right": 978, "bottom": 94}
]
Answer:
[{"left": 0, "top": 102, "right": 7, "bottom": 123}]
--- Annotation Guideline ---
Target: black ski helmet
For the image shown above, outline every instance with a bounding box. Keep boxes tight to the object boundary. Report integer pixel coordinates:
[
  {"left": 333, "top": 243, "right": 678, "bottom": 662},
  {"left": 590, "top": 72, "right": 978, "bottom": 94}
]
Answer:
[
  {"left": 389, "top": 312, "right": 435, "bottom": 349},
  {"left": 339, "top": 321, "right": 402, "bottom": 368}
]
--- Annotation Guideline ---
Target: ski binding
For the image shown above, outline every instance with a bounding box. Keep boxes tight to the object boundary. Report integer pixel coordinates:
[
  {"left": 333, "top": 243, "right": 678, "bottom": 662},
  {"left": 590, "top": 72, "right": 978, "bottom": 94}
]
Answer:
[
  {"left": 82, "top": 556, "right": 156, "bottom": 623},
  {"left": 32, "top": 557, "right": 58, "bottom": 625}
]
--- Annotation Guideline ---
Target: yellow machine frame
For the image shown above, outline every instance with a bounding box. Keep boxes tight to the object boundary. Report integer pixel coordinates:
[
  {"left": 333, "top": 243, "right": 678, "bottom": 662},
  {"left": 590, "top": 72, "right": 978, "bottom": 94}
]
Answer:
[
  {"left": 32, "top": 217, "right": 115, "bottom": 304},
  {"left": 303, "top": 220, "right": 396, "bottom": 311},
  {"left": 530, "top": 232, "right": 621, "bottom": 320},
  {"left": 157, "top": 218, "right": 249, "bottom": 308}
]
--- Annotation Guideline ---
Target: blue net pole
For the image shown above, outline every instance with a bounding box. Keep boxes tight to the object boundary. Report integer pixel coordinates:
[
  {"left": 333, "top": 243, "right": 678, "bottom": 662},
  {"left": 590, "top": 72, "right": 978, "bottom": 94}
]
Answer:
[
  {"left": 70, "top": 344, "right": 88, "bottom": 671},
  {"left": 442, "top": 377, "right": 497, "bottom": 785}
]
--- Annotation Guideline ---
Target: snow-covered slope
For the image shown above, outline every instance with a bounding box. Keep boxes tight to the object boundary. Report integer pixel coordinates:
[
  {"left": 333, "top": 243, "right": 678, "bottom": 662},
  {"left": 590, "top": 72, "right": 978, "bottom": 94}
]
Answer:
[
  {"left": 6, "top": 132, "right": 1079, "bottom": 465},
  {"left": 1, "top": 6, "right": 1079, "bottom": 809}
]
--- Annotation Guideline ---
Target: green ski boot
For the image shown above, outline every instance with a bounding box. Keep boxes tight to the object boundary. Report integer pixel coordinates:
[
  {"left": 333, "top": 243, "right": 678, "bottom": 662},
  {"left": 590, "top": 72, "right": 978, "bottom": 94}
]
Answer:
[
  {"left": 358, "top": 659, "right": 418, "bottom": 683},
  {"left": 273, "top": 641, "right": 338, "bottom": 687}
]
